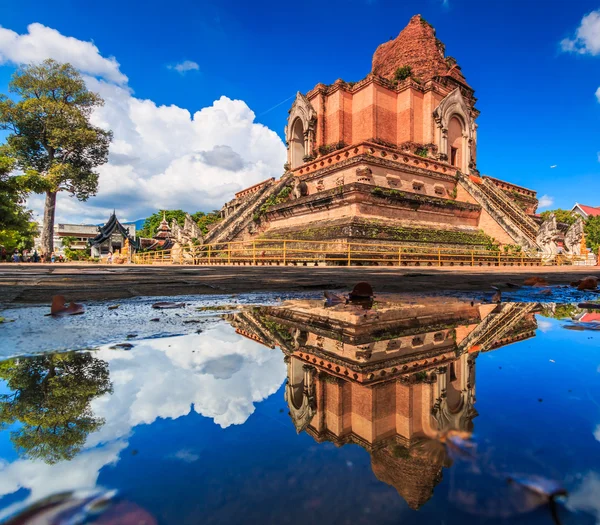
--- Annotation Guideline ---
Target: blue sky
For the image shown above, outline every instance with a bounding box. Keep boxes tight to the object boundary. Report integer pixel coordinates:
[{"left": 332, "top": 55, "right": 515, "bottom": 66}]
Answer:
[{"left": 0, "top": 0, "right": 599, "bottom": 221}]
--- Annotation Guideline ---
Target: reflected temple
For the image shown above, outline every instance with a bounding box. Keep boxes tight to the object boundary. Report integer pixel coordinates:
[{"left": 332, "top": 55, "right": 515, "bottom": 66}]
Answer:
[{"left": 229, "top": 296, "right": 539, "bottom": 509}]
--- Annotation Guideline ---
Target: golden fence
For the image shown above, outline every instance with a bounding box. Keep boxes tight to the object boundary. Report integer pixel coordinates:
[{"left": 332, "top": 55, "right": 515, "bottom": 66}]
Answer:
[{"left": 132, "top": 239, "right": 548, "bottom": 267}]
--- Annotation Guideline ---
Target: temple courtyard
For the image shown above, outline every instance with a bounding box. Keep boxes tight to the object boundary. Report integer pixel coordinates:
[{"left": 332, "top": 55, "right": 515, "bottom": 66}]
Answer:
[{"left": 1, "top": 264, "right": 598, "bottom": 305}]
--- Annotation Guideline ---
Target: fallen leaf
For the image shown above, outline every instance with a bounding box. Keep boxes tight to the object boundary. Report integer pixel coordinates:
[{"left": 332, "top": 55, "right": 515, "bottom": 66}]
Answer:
[{"left": 152, "top": 302, "right": 185, "bottom": 309}]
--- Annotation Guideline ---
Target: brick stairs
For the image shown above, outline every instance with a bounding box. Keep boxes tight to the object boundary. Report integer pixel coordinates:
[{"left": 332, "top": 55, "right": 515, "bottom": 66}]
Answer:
[
  {"left": 203, "top": 174, "right": 291, "bottom": 245},
  {"left": 458, "top": 173, "right": 540, "bottom": 251}
]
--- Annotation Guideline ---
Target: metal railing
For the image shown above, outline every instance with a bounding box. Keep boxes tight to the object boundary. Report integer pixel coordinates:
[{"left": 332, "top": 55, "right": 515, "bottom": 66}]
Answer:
[{"left": 132, "top": 239, "right": 544, "bottom": 267}]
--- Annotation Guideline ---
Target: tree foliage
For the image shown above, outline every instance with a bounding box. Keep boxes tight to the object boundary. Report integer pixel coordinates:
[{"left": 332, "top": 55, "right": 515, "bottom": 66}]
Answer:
[
  {"left": 138, "top": 209, "right": 222, "bottom": 238},
  {"left": 0, "top": 59, "right": 112, "bottom": 253},
  {"left": 137, "top": 209, "right": 188, "bottom": 239},
  {"left": 0, "top": 352, "right": 112, "bottom": 464},
  {"left": 191, "top": 210, "right": 221, "bottom": 235},
  {"left": 0, "top": 151, "right": 38, "bottom": 253},
  {"left": 585, "top": 216, "right": 600, "bottom": 254},
  {"left": 539, "top": 208, "right": 578, "bottom": 226}
]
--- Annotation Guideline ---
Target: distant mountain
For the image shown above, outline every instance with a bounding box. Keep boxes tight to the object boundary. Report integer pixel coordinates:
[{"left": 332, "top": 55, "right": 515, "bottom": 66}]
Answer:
[{"left": 133, "top": 218, "right": 147, "bottom": 230}]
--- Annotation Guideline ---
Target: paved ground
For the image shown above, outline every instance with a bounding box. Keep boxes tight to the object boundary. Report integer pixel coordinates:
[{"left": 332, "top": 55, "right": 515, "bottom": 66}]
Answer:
[{"left": 0, "top": 263, "right": 598, "bottom": 306}]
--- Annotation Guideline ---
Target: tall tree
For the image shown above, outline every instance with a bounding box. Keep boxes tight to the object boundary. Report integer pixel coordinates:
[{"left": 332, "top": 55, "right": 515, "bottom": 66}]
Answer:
[
  {"left": 0, "top": 59, "right": 112, "bottom": 254},
  {"left": 0, "top": 352, "right": 112, "bottom": 464}
]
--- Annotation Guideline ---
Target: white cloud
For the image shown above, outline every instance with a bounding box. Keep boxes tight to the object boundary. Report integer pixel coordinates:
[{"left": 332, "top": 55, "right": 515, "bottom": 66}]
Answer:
[
  {"left": 596, "top": 86, "right": 600, "bottom": 103},
  {"left": 561, "top": 10, "right": 600, "bottom": 55},
  {"left": 537, "top": 319, "right": 553, "bottom": 333},
  {"left": 538, "top": 195, "right": 554, "bottom": 209},
  {"left": 0, "top": 24, "right": 286, "bottom": 223},
  {"left": 550, "top": 165, "right": 557, "bottom": 169},
  {"left": 567, "top": 472, "right": 600, "bottom": 523},
  {"left": 0, "top": 23, "right": 127, "bottom": 84},
  {"left": 0, "top": 324, "right": 287, "bottom": 513},
  {"left": 169, "top": 60, "right": 200, "bottom": 74}
]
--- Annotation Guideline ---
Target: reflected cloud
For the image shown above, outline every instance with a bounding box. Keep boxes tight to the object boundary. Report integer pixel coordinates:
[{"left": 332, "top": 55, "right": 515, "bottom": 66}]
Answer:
[{"left": 0, "top": 323, "right": 286, "bottom": 513}]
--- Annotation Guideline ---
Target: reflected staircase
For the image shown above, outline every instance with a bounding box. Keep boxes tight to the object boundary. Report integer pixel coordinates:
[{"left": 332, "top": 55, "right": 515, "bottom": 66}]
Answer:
[{"left": 458, "top": 302, "right": 538, "bottom": 353}]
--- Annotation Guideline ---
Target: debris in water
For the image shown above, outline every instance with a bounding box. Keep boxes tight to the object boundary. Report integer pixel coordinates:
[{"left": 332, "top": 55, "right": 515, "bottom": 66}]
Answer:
[
  {"left": 577, "top": 276, "right": 598, "bottom": 291},
  {"left": 491, "top": 286, "right": 501, "bottom": 303},
  {"left": 324, "top": 290, "right": 345, "bottom": 307},
  {"left": 578, "top": 302, "right": 600, "bottom": 310},
  {"left": 49, "top": 295, "right": 85, "bottom": 316},
  {"left": 110, "top": 343, "right": 134, "bottom": 350},
  {"left": 152, "top": 301, "right": 186, "bottom": 309},
  {"left": 3, "top": 490, "right": 157, "bottom": 525},
  {"left": 524, "top": 277, "right": 549, "bottom": 287},
  {"left": 150, "top": 318, "right": 160, "bottom": 322},
  {"left": 126, "top": 333, "right": 138, "bottom": 339},
  {"left": 108, "top": 304, "right": 120, "bottom": 310},
  {"left": 349, "top": 282, "right": 374, "bottom": 300},
  {"left": 0, "top": 317, "right": 14, "bottom": 323}
]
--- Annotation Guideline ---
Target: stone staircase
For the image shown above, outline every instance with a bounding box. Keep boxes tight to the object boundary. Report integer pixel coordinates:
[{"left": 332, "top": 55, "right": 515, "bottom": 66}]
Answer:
[
  {"left": 458, "top": 302, "right": 537, "bottom": 353},
  {"left": 204, "top": 174, "right": 291, "bottom": 245},
  {"left": 458, "top": 173, "right": 539, "bottom": 251}
]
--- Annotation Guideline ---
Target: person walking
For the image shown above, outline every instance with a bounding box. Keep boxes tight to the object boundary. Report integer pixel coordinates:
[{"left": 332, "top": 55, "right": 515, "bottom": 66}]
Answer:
[
  {"left": 50, "top": 252, "right": 56, "bottom": 263},
  {"left": 12, "top": 250, "right": 20, "bottom": 263},
  {"left": 107, "top": 251, "right": 113, "bottom": 264}
]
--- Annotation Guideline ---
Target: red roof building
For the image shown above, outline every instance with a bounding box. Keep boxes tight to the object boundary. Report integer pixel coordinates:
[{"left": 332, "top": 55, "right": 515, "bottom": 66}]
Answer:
[{"left": 572, "top": 203, "right": 600, "bottom": 219}]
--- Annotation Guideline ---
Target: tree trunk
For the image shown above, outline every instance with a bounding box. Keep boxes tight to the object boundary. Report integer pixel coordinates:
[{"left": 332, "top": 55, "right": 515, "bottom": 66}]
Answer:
[{"left": 41, "top": 191, "right": 57, "bottom": 255}]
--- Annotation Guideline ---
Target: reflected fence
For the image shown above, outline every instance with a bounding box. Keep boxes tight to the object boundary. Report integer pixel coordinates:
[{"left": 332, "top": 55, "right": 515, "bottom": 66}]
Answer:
[{"left": 127, "top": 239, "right": 577, "bottom": 267}]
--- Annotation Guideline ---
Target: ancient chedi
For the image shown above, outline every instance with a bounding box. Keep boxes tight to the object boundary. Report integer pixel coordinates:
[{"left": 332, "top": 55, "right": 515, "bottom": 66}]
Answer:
[
  {"left": 208, "top": 15, "right": 545, "bottom": 252},
  {"left": 207, "top": 15, "right": 588, "bottom": 256}
]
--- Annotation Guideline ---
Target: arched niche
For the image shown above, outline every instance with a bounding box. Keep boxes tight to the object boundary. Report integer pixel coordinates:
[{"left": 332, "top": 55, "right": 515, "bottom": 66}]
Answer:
[
  {"left": 285, "top": 92, "right": 317, "bottom": 169},
  {"left": 290, "top": 118, "right": 305, "bottom": 170},
  {"left": 433, "top": 88, "right": 477, "bottom": 173},
  {"left": 284, "top": 358, "right": 316, "bottom": 433}
]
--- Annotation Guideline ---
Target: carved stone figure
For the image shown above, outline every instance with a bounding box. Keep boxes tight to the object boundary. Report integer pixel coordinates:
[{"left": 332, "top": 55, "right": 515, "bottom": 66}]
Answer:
[
  {"left": 536, "top": 214, "right": 560, "bottom": 258},
  {"left": 564, "top": 217, "right": 585, "bottom": 255}
]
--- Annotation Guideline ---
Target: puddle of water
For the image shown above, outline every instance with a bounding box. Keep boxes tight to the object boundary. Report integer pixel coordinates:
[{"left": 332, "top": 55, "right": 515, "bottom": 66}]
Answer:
[{"left": 0, "top": 293, "right": 598, "bottom": 524}]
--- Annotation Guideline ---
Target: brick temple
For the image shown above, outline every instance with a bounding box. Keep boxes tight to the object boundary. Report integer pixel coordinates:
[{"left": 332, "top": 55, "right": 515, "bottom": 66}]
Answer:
[{"left": 199, "top": 15, "right": 586, "bottom": 259}]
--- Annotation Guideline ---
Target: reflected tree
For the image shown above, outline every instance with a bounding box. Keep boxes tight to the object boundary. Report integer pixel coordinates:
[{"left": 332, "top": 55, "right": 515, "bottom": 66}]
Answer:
[{"left": 0, "top": 352, "right": 112, "bottom": 464}]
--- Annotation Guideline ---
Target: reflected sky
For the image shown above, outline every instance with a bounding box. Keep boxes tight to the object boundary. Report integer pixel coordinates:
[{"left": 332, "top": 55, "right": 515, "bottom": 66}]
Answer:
[{"left": 0, "top": 294, "right": 598, "bottom": 524}]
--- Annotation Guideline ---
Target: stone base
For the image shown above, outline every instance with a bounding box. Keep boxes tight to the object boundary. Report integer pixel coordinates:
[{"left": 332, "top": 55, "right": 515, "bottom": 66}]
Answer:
[{"left": 261, "top": 217, "right": 492, "bottom": 249}]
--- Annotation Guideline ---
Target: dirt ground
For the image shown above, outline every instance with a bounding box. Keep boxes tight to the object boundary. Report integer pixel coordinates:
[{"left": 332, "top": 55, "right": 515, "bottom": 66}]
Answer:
[{"left": 0, "top": 263, "right": 598, "bottom": 306}]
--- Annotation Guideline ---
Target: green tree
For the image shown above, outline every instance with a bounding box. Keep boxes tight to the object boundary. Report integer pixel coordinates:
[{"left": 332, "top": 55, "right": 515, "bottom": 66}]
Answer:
[
  {"left": 0, "top": 352, "right": 112, "bottom": 464},
  {"left": 539, "top": 208, "right": 577, "bottom": 226},
  {"left": 0, "top": 152, "right": 38, "bottom": 255},
  {"left": 0, "top": 59, "right": 112, "bottom": 255},
  {"left": 137, "top": 209, "right": 188, "bottom": 239},
  {"left": 191, "top": 210, "right": 222, "bottom": 235},
  {"left": 585, "top": 215, "right": 600, "bottom": 254}
]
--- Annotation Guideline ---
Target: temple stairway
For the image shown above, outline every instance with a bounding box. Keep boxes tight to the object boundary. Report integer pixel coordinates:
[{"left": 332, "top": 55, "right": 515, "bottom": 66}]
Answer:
[
  {"left": 458, "top": 173, "right": 540, "bottom": 251},
  {"left": 203, "top": 174, "right": 292, "bottom": 245},
  {"left": 458, "top": 302, "right": 537, "bottom": 353}
]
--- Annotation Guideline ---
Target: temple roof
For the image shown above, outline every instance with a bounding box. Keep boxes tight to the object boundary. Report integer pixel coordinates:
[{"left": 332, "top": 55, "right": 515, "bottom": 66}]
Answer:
[
  {"left": 372, "top": 14, "right": 470, "bottom": 88},
  {"left": 89, "top": 212, "right": 140, "bottom": 250},
  {"left": 154, "top": 213, "right": 172, "bottom": 240}
]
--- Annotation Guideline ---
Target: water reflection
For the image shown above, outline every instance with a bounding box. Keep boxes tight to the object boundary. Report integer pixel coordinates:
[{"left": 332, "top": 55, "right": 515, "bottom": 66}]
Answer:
[
  {"left": 238, "top": 297, "right": 540, "bottom": 509},
  {"left": 0, "top": 294, "right": 598, "bottom": 523},
  {"left": 0, "top": 353, "right": 112, "bottom": 464}
]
